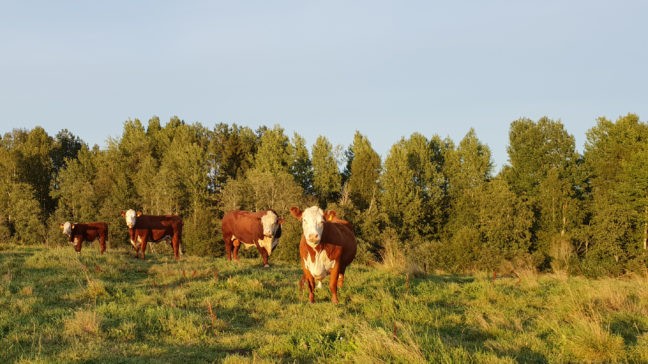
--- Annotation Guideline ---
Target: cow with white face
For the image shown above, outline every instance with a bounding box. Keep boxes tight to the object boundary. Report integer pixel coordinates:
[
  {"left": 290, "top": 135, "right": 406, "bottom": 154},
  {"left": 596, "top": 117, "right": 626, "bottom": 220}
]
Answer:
[
  {"left": 222, "top": 209, "right": 284, "bottom": 267},
  {"left": 123, "top": 209, "right": 137, "bottom": 228},
  {"left": 120, "top": 209, "right": 183, "bottom": 260},
  {"left": 290, "top": 206, "right": 357, "bottom": 304},
  {"left": 59, "top": 221, "right": 109, "bottom": 254}
]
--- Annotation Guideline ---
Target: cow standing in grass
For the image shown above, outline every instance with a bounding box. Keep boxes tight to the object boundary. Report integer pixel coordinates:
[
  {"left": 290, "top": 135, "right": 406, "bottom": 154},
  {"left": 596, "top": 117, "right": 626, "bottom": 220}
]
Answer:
[
  {"left": 59, "top": 221, "right": 108, "bottom": 254},
  {"left": 120, "top": 209, "right": 183, "bottom": 260},
  {"left": 221, "top": 210, "right": 284, "bottom": 267},
  {"left": 290, "top": 206, "right": 357, "bottom": 304}
]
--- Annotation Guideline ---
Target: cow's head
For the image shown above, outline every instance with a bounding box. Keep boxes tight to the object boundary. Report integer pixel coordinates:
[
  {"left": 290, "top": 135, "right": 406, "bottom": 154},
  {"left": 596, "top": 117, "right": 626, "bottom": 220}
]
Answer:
[
  {"left": 120, "top": 209, "right": 141, "bottom": 228},
  {"left": 60, "top": 222, "right": 73, "bottom": 236},
  {"left": 290, "top": 206, "right": 324, "bottom": 247},
  {"left": 258, "top": 210, "right": 284, "bottom": 255}
]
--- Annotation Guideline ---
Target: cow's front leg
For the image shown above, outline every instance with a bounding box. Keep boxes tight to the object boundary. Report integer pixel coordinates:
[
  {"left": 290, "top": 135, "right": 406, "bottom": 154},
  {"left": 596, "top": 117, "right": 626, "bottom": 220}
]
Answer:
[
  {"left": 232, "top": 239, "right": 241, "bottom": 261},
  {"left": 302, "top": 270, "right": 316, "bottom": 303},
  {"left": 257, "top": 246, "right": 270, "bottom": 268}
]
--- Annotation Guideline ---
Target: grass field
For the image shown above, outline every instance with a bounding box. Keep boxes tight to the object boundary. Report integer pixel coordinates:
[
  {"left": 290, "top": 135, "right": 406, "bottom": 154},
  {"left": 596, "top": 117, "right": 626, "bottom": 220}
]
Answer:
[{"left": 1, "top": 244, "right": 648, "bottom": 363}]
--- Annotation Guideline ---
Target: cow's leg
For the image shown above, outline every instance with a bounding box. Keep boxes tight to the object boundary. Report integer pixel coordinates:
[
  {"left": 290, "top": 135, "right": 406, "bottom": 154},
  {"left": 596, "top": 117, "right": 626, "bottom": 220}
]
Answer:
[
  {"left": 74, "top": 237, "right": 82, "bottom": 254},
  {"left": 172, "top": 232, "right": 180, "bottom": 260},
  {"left": 232, "top": 239, "right": 241, "bottom": 261},
  {"left": 329, "top": 265, "right": 342, "bottom": 304},
  {"left": 224, "top": 236, "right": 233, "bottom": 261},
  {"left": 337, "top": 266, "right": 348, "bottom": 288},
  {"left": 303, "top": 270, "right": 316, "bottom": 303},
  {"left": 140, "top": 233, "right": 148, "bottom": 259},
  {"left": 99, "top": 234, "right": 106, "bottom": 254},
  {"left": 257, "top": 246, "right": 270, "bottom": 268}
]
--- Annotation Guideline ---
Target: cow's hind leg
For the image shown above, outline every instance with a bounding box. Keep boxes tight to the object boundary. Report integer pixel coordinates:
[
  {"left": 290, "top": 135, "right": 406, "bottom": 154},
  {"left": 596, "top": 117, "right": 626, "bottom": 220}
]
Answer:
[
  {"left": 329, "top": 266, "right": 342, "bottom": 304},
  {"left": 99, "top": 235, "right": 106, "bottom": 254},
  {"left": 224, "top": 236, "right": 233, "bottom": 261},
  {"left": 172, "top": 233, "right": 181, "bottom": 260},
  {"left": 140, "top": 236, "right": 148, "bottom": 259},
  {"left": 232, "top": 239, "right": 241, "bottom": 261}
]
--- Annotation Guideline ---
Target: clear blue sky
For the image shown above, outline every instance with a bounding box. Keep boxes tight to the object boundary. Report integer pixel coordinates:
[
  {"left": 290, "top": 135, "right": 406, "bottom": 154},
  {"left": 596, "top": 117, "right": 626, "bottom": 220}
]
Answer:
[{"left": 2, "top": 1, "right": 646, "bottom": 171}]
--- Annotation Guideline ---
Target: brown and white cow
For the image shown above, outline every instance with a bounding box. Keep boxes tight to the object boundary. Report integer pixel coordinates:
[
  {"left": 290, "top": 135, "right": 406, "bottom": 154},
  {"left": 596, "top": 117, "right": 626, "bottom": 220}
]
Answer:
[
  {"left": 120, "top": 209, "right": 183, "bottom": 260},
  {"left": 222, "top": 210, "right": 284, "bottom": 267},
  {"left": 59, "top": 221, "right": 108, "bottom": 254},
  {"left": 290, "top": 206, "right": 357, "bottom": 304}
]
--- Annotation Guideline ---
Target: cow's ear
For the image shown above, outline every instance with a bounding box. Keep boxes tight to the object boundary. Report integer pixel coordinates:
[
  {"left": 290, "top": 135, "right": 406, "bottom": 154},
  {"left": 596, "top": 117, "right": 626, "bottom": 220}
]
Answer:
[
  {"left": 120, "top": 210, "right": 125, "bottom": 217},
  {"left": 324, "top": 210, "right": 337, "bottom": 221},
  {"left": 278, "top": 217, "right": 285, "bottom": 225},
  {"left": 136, "top": 211, "right": 143, "bottom": 217},
  {"left": 59, "top": 223, "right": 64, "bottom": 228},
  {"left": 71, "top": 224, "right": 76, "bottom": 229},
  {"left": 289, "top": 207, "right": 302, "bottom": 220}
]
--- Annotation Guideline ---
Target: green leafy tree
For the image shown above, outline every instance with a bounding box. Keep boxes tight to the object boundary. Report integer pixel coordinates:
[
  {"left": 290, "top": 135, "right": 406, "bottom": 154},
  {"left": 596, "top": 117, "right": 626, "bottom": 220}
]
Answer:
[
  {"left": 503, "top": 117, "right": 580, "bottom": 268},
  {"left": 582, "top": 113, "right": 648, "bottom": 275},
  {"left": 345, "top": 131, "right": 381, "bottom": 211},
  {"left": 254, "top": 125, "right": 292, "bottom": 174},
  {"left": 380, "top": 133, "right": 446, "bottom": 241},
  {"left": 208, "top": 123, "right": 257, "bottom": 192},
  {"left": 311, "top": 136, "right": 341, "bottom": 207},
  {"left": 444, "top": 129, "right": 493, "bottom": 235},
  {"left": 289, "top": 133, "right": 313, "bottom": 194}
]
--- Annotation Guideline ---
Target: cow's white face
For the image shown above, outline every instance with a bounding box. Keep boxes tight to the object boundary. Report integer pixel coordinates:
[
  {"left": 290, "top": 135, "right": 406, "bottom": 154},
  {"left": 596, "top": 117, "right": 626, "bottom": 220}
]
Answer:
[
  {"left": 259, "top": 210, "right": 281, "bottom": 255},
  {"left": 124, "top": 209, "right": 137, "bottom": 228},
  {"left": 301, "top": 206, "right": 324, "bottom": 247},
  {"left": 261, "top": 210, "right": 279, "bottom": 238},
  {"left": 60, "top": 221, "right": 72, "bottom": 236}
]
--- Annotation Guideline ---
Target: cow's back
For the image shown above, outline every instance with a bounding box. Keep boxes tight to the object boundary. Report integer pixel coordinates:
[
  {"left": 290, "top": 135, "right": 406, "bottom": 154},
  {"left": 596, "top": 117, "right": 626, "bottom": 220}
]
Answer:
[{"left": 222, "top": 211, "right": 263, "bottom": 243}]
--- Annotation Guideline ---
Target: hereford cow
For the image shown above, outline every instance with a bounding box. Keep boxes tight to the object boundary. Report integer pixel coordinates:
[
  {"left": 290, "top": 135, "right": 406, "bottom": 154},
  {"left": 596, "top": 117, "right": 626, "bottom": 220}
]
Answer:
[
  {"left": 120, "top": 209, "right": 183, "bottom": 260},
  {"left": 290, "top": 206, "right": 357, "bottom": 304},
  {"left": 59, "top": 221, "right": 108, "bottom": 254},
  {"left": 221, "top": 210, "right": 284, "bottom": 267}
]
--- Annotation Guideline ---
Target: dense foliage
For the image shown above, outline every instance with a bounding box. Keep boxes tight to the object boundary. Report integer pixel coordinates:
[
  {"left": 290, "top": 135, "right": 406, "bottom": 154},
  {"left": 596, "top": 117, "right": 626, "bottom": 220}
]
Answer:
[{"left": 1, "top": 114, "right": 647, "bottom": 276}]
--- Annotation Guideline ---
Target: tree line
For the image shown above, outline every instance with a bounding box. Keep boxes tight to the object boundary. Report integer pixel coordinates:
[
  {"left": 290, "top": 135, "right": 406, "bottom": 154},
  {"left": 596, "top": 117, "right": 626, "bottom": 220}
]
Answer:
[{"left": 1, "top": 114, "right": 646, "bottom": 276}]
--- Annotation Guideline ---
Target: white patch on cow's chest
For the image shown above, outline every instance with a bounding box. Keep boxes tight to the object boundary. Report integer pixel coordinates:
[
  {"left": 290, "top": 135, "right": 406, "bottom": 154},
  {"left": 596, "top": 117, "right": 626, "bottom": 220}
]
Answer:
[
  {"left": 304, "top": 249, "right": 335, "bottom": 281},
  {"left": 257, "top": 236, "right": 274, "bottom": 255}
]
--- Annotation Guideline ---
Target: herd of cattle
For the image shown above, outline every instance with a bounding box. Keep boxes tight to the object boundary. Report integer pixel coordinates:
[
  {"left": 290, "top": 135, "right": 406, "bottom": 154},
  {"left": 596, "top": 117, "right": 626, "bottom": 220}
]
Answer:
[{"left": 59, "top": 206, "right": 357, "bottom": 304}]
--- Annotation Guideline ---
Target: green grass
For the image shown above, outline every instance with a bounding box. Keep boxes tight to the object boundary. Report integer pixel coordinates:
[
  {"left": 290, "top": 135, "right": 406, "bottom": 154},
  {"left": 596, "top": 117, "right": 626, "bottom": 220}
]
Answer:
[{"left": 1, "top": 244, "right": 648, "bottom": 363}]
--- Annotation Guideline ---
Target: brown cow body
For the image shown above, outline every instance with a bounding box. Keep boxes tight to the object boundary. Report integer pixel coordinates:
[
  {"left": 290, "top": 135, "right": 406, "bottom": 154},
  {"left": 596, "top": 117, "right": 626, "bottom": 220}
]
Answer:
[
  {"left": 121, "top": 210, "right": 183, "bottom": 260},
  {"left": 60, "top": 222, "right": 108, "bottom": 254},
  {"left": 291, "top": 206, "right": 357, "bottom": 304},
  {"left": 222, "top": 210, "right": 283, "bottom": 267}
]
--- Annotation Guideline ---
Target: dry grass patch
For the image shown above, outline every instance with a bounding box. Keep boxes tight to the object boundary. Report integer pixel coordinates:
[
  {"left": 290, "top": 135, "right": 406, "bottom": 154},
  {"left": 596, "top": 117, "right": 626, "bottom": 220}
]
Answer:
[{"left": 63, "top": 309, "right": 102, "bottom": 339}]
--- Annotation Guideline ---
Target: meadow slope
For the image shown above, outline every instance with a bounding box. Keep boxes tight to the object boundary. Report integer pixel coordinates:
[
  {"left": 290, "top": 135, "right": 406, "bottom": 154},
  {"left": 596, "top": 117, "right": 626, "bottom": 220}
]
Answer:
[{"left": 1, "top": 244, "right": 648, "bottom": 363}]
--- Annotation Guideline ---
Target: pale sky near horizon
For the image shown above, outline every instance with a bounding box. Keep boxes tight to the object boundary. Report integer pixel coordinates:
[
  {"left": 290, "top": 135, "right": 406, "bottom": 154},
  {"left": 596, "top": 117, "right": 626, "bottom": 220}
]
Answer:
[{"left": 1, "top": 1, "right": 646, "bottom": 172}]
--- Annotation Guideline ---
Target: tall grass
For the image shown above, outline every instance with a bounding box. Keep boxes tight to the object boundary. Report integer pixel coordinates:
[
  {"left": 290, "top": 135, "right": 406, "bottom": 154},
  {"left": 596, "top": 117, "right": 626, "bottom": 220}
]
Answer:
[{"left": 1, "top": 244, "right": 648, "bottom": 362}]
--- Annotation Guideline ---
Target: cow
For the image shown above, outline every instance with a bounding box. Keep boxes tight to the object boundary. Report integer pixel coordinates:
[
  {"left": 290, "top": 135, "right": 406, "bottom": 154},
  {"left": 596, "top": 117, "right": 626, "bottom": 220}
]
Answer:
[
  {"left": 120, "top": 209, "right": 183, "bottom": 260},
  {"left": 290, "top": 206, "right": 357, "bottom": 304},
  {"left": 59, "top": 221, "right": 108, "bottom": 254},
  {"left": 221, "top": 210, "right": 284, "bottom": 267}
]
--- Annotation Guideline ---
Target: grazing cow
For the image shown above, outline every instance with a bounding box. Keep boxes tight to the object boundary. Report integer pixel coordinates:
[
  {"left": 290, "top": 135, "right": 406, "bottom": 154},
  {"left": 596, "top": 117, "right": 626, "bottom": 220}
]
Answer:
[
  {"left": 290, "top": 206, "right": 357, "bottom": 304},
  {"left": 59, "top": 221, "right": 108, "bottom": 254},
  {"left": 221, "top": 210, "right": 284, "bottom": 267},
  {"left": 120, "top": 209, "right": 183, "bottom": 260}
]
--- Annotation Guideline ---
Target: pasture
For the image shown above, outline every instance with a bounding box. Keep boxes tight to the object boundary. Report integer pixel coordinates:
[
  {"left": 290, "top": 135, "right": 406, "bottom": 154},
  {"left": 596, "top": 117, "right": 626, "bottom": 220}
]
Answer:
[{"left": 1, "top": 244, "right": 648, "bottom": 363}]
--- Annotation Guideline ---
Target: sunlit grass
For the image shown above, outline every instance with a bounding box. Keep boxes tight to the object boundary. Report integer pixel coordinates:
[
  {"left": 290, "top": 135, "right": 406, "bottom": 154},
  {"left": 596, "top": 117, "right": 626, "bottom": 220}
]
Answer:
[{"left": 1, "top": 244, "right": 648, "bottom": 362}]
